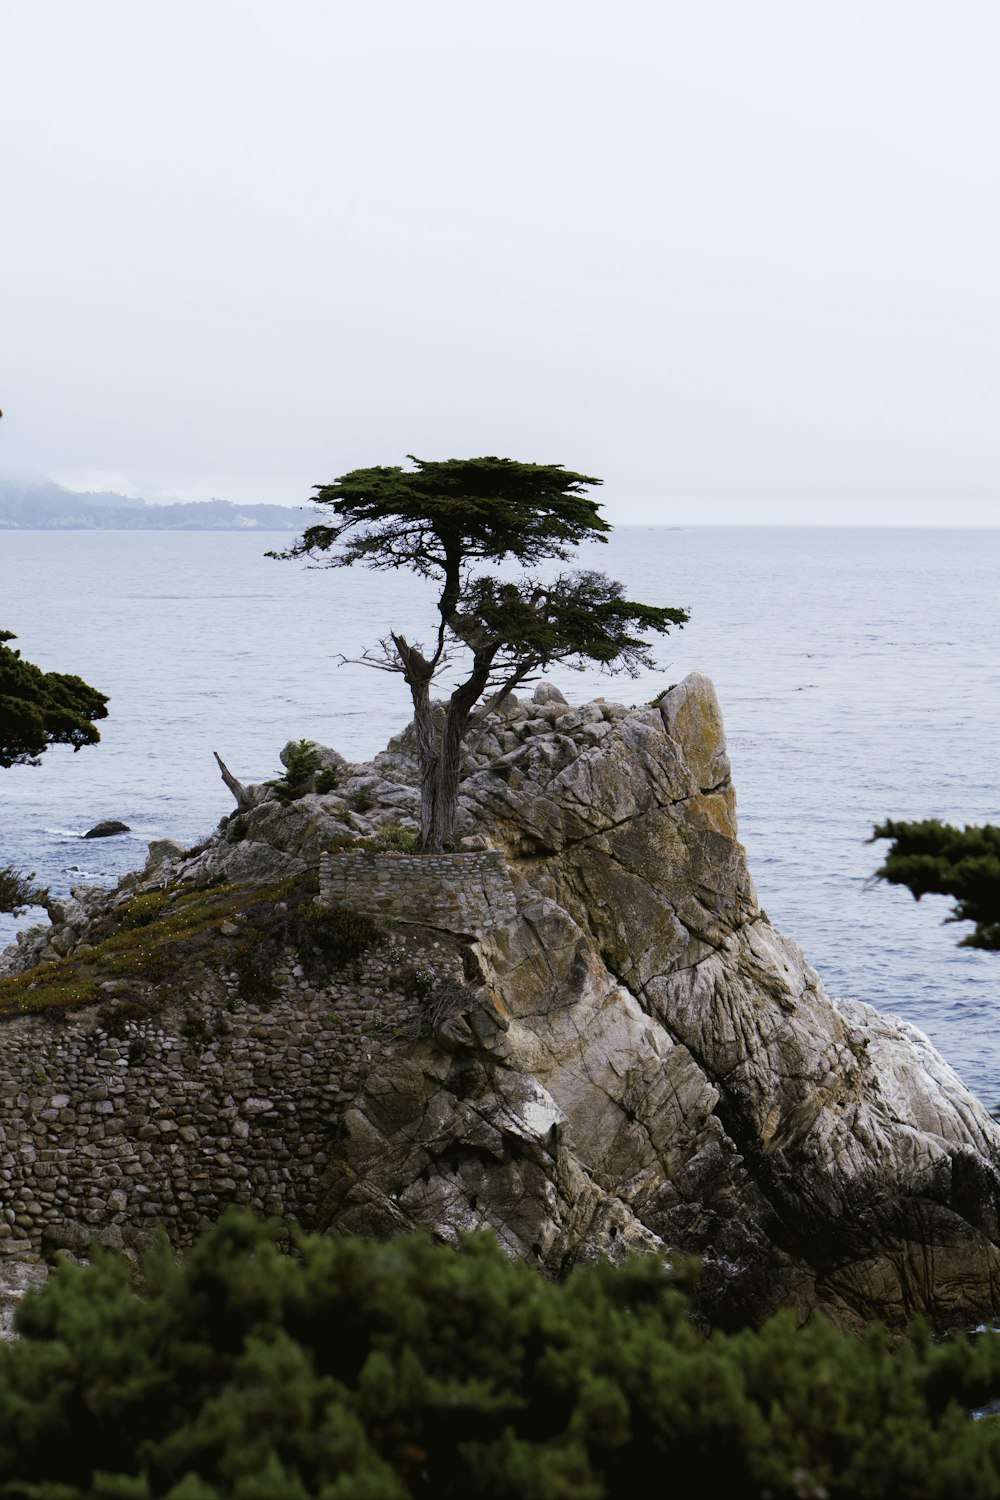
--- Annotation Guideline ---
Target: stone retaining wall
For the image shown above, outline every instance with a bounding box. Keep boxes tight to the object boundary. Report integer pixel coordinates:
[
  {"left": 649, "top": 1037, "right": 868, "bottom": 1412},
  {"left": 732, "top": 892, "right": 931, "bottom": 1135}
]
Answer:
[
  {"left": 0, "top": 934, "right": 451, "bottom": 1263},
  {"left": 318, "top": 850, "right": 517, "bottom": 935}
]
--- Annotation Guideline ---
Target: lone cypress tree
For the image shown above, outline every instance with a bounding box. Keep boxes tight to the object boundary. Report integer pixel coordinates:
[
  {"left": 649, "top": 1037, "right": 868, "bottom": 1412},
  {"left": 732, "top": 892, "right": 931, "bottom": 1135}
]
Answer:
[{"left": 274, "top": 456, "right": 687, "bottom": 851}]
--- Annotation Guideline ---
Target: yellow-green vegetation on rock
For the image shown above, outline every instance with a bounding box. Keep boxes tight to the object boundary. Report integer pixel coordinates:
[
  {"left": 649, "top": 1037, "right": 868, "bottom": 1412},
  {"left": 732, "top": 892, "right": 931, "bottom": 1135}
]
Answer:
[
  {"left": 0, "top": 875, "right": 369, "bottom": 1021},
  {"left": 322, "top": 821, "right": 423, "bottom": 857},
  {"left": 230, "top": 893, "right": 383, "bottom": 1003},
  {"left": 0, "top": 884, "right": 231, "bottom": 1018},
  {"left": 355, "top": 820, "right": 422, "bottom": 854}
]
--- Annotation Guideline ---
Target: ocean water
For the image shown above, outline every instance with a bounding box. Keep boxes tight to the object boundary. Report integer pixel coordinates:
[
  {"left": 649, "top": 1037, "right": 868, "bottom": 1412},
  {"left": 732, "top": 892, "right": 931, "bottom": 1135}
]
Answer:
[{"left": 1, "top": 527, "right": 998, "bottom": 1105}]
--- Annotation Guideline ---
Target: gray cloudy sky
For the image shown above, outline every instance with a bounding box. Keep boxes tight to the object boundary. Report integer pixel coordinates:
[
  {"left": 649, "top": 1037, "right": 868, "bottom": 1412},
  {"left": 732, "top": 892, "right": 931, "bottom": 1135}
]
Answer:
[{"left": 2, "top": 0, "right": 997, "bottom": 524}]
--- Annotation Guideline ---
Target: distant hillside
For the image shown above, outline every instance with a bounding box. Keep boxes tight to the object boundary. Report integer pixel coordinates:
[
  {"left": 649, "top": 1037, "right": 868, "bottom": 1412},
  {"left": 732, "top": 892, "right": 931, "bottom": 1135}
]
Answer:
[{"left": 0, "top": 480, "right": 306, "bottom": 531}]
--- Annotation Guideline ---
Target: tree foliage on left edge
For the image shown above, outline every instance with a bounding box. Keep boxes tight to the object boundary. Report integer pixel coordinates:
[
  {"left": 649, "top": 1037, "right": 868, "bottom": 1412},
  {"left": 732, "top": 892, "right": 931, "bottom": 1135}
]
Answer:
[
  {"left": 0, "top": 864, "right": 47, "bottom": 917},
  {"left": 0, "top": 629, "right": 108, "bottom": 770},
  {"left": 1, "top": 629, "right": 107, "bottom": 913},
  {"left": 5, "top": 1211, "right": 1000, "bottom": 1500},
  {"left": 872, "top": 819, "right": 1000, "bottom": 951}
]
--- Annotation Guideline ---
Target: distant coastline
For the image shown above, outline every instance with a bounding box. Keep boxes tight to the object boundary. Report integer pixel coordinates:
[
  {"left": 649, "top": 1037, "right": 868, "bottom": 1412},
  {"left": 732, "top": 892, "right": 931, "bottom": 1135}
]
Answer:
[{"left": 0, "top": 479, "right": 304, "bottom": 531}]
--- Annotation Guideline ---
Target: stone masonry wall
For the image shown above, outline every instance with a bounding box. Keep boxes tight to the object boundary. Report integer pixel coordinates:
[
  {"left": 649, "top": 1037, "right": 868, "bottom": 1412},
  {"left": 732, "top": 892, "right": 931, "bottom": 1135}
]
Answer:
[
  {"left": 0, "top": 933, "right": 455, "bottom": 1264},
  {"left": 318, "top": 850, "right": 517, "bottom": 935}
]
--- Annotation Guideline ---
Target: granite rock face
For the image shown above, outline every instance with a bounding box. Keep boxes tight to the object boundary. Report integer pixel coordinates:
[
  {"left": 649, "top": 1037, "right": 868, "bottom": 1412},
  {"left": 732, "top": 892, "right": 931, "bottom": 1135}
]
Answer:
[
  {"left": 4, "top": 672, "right": 1000, "bottom": 1328},
  {"left": 312, "top": 674, "right": 1000, "bottom": 1326}
]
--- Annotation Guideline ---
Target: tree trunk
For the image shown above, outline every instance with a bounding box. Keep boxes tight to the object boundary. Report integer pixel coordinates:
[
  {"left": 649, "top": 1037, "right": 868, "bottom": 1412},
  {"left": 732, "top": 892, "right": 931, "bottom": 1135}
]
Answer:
[
  {"left": 420, "top": 710, "right": 466, "bottom": 851},
  {"left": 391, "top": 630, "right": 492, "bottom": 853},
  {"left": 418, "top": 669, "right": 491, "bottom": 851},
  {"left": 213, "top": 751, "right": 254, "bottom": 812},
  {"left": 389, "top": 633, "right": 446, "bottom": 849}
]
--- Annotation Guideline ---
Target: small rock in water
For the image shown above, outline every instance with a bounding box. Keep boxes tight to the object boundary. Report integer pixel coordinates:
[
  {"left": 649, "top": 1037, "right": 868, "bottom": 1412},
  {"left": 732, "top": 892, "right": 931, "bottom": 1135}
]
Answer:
[{"left": 83, "top": 820, "right": 131, "bottom": 840}]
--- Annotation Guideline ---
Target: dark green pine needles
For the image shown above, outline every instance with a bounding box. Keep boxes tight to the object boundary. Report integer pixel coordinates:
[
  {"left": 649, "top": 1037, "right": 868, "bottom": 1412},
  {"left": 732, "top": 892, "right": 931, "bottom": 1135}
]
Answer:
[
  {"left": 0, "top": 628, "right": 108, "bottom": 769},
  {"left": 872, "top": 819, "right": 1000, "bottom": 950},
  {"left": 277, "top": 456, "right": 614, "bottom": 576},
  {"left": 1, "top": 628, "right": 108, "bottom": 913},
  {"left": 5, "top": 1211, "right": 1000, "bottom": 1498}
]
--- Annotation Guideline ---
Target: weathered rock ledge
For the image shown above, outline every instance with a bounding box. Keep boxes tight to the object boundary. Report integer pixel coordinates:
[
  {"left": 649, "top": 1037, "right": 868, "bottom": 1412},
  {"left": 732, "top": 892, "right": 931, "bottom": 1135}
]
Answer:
[{"left": 4, "top": 673, "right": 1000, "bottom": 1329}]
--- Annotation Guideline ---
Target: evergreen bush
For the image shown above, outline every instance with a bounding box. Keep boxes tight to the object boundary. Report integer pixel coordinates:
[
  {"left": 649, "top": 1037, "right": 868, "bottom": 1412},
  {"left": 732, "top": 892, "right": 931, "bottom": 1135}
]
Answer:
[
  {"left": 4, "top": 1212, "right": 1000, "bottom": 1498},
  {"left": 269, "top": 740, "right": 322, "bottom": 803}
]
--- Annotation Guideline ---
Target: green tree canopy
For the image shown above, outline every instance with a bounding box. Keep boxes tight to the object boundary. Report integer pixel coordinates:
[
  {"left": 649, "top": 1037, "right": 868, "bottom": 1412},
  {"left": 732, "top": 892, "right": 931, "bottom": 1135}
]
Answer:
[
  {"left": 0, "top": 628, "right": 109, "bottom": 770},
  {"left": 872, "top": 818, "right": 1000, "bottom": 950},
  {"left": 4, "top": 1211, "right": 1000, "bottom": 1499},
  {"left": 285, "top": 454, "right": 613, "bottom": 582},
  {"left": 274, "top": 457, "right": 687, "bottom": 850}
]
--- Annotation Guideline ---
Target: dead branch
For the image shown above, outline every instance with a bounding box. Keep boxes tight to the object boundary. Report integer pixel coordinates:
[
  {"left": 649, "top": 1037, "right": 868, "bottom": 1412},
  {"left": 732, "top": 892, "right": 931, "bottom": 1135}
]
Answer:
[{"left": 213, "top": 751, "right": 255, "bottom": 812}]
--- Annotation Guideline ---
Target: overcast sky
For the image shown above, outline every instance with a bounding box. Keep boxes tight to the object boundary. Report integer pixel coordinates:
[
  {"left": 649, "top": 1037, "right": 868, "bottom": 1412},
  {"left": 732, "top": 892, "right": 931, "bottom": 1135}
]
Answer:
[{"left": 2, "top": 1, "right": 997, "bottom": 524}]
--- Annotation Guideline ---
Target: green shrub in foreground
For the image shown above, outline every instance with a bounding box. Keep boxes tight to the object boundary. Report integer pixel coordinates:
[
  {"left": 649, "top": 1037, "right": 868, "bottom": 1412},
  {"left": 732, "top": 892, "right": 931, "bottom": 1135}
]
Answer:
[{"left": 4, "top": 1213, "right": 1000, "bottom": 1499}]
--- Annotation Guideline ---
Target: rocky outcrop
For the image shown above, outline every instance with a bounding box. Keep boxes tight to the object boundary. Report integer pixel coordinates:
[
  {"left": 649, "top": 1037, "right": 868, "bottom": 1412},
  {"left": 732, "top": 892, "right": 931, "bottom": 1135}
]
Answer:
[
  {"left": 312, "top": 674, "right": 1000, "bottom": 1327},
  {"left": 4, "top": 673, "right": 1000, "bottom": 1329}
]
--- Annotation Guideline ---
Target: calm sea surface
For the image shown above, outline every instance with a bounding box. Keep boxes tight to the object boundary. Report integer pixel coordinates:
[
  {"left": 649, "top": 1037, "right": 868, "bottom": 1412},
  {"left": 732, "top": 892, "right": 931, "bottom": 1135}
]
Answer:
[{"left": 1, "top": 528, "right": 998, "bottom": 1104}]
